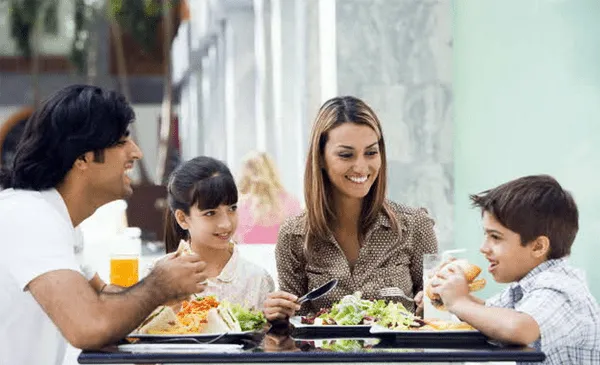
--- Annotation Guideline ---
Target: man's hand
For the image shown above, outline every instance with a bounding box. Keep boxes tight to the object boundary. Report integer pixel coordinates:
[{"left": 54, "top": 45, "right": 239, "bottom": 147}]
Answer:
[
  {"left": 430, "top": 263, "right": 470, "bottom": 311},
  {"left": 147, "top": 253, "right": 208, "bottom": 302},
  {"left": 27, "top": 253, "right": 206, "bottom": 350}
]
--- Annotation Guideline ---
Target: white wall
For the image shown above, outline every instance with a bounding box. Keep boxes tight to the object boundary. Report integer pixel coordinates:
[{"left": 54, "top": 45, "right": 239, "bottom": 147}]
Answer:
[
  {"left": 455, "top": 0, "right": 600, "bottom": 300},
  {"left": 0, "top": 106, "right": 21, "bottom": 127},
  {"left": 130, "top": 104, "right": 161, "bottom": 183}
]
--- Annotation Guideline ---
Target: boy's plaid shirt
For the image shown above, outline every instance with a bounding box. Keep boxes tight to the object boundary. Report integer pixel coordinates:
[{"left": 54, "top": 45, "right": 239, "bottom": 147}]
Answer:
[{"left": 486, "top": 258, "right": 600, "bottom": 365}]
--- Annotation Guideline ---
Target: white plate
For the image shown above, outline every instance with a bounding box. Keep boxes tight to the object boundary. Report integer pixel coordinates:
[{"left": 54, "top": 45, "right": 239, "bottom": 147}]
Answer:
[
  {"left": 369, "top": 324, "right": 479, "bottom": 334},
  {"left": 118, "top": 343, "right": 243, "bottom": 353},
  {"left": 127, "top": 330, "right": 256, "bottom": 339},
  {"left": 290, "top": 316, "right": 371, "bottom": 330}
]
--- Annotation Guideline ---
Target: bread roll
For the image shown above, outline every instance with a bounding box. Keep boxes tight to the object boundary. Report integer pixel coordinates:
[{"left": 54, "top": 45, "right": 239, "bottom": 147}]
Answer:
[{"left": 426, "top": 259, "right": 485, "bottom": 310}]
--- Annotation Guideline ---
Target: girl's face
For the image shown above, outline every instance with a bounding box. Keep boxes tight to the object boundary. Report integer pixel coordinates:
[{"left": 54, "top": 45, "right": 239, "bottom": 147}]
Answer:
[
  {"left": 176, "top": 203, "right": 238, "bottom": 251},
  {"left": 322, "top": 123, "right": 382, "bottom": 201}
]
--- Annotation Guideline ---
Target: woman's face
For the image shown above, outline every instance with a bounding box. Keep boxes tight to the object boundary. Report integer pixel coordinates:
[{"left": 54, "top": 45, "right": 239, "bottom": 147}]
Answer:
[
  {"left": 176, "top": 203, "right": 238, "bottom": 251},
  {"left": 322, "top": 123, "right": 381, "bottom": 201}
]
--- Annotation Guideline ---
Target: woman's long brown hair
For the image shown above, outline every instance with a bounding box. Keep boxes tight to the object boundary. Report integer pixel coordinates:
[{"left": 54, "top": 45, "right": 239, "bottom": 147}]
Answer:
[{"left": 303, "top": 96, "right": 398, "bottom": 251}]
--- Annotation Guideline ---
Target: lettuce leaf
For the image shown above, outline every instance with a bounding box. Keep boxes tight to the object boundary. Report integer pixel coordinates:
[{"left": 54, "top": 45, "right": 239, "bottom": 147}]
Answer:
[{"left": 221, "top": 302, "right": 267, "bottom": 331}]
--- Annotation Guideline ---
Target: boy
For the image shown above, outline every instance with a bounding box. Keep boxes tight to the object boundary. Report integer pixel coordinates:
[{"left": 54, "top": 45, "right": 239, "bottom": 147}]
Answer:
[{"left": 431, "top": 175, "right": 599, "bottom": 365}]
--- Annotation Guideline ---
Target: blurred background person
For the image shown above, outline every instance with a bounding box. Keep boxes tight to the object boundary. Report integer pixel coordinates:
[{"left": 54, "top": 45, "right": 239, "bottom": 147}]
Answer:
[{"left": 236, "top": 151, "right": 301, "bottom": 244}]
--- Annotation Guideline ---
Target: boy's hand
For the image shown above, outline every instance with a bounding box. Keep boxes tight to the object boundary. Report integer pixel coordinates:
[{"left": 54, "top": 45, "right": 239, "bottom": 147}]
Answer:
[
  {"left": 430, "top": 264, "right": 470, "bottom": 311},
  {"left": 414, "top": 291, "right": 424, "bottom": 316}
]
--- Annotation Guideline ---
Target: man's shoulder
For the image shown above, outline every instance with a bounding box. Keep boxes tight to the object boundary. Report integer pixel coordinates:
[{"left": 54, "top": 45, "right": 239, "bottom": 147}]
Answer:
[
  {"left": 0, "top": 189, "right": 53, "bottom": 215},
  {"left": 0, "top": 189, "right": 68, "bottom": 238}
]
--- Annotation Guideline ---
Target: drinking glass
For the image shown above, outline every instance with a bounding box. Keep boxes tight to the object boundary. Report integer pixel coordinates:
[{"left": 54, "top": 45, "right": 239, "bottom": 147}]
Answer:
[
  {"left": 110, "top": 254, "right": 139, "bottom": 287},
  {"left": 422, "top": 253, "right": 452, "bottom": 320}
]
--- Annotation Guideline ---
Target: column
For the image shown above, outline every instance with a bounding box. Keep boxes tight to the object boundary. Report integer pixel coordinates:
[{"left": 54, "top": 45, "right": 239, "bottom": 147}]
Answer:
[
  {"left": 224, "top": 7, "right": 257, "bottom": 173},
  {"left": 335, "top": 0, "right": 454, "bottom": 249}
]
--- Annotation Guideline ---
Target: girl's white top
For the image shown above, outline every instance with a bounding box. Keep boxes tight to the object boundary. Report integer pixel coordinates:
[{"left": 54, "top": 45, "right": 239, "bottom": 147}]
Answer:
[
  {"left": 200, "top": 244, "right": 274, "bottom": 310},
  {"left": 150, "top": 243, "right": 275, "bottom": 310}
]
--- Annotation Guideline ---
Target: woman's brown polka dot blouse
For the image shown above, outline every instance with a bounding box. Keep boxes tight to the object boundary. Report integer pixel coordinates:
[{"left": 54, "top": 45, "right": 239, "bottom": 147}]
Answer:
[{"left": 275, "top": 200, "right": 439, "bottom": 315}]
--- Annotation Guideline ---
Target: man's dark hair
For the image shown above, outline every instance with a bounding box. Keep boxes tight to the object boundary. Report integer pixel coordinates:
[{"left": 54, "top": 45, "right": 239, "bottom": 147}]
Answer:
[
  {"left": 0, "top": 85, "right": 134, "bottom": 190},
  {"left": 470, "top": 174, "right": 579, "bottom": 260}
]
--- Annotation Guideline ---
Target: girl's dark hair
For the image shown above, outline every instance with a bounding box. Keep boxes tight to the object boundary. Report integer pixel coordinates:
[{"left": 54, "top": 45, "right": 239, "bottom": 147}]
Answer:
[
  {"left": 164, "top": 156, "right": 238, "bottom": 253},
  {"left": 0, "top": 84, "right": 133, "bottom": 190}
]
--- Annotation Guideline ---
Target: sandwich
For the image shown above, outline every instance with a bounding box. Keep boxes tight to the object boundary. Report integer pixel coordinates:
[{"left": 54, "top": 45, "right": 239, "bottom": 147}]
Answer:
[
  {"left": 201, "top": 306, "right": 242, "bottom": 333},
  {"left": 175, "top": 240, "right": 194, "bottom": 256},
  {"left": 136, "top": 306, "right": 185, "bottom": 334},
  {"left": 425, "top": 259, "right": 486, "bottom": 311}
]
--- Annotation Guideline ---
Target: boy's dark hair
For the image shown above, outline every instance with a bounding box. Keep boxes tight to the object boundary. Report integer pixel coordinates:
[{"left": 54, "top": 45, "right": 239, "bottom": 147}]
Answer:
[
  {"left": 164, "top": 156, "right": 238, "bottom": 253},
  {"left": 0, "top": 84, "right": 134, "bottom": 190},
  {"left": 470, "top": 174, "right": 578, "bottom": 260}
]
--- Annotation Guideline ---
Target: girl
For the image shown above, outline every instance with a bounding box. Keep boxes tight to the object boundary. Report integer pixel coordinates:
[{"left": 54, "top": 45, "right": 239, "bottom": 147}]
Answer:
[
  {"left": 236, "top": 151, "right": 301, "bottom": 244},
  {"left": 164, "top": 156, "right": 275, "bottom": 310},
  {"left": 263, "top": 96, "right": 439, "bottom": 321}
]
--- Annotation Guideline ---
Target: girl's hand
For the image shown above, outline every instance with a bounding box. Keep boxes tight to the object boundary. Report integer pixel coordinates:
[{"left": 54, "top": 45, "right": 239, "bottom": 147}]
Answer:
[{"left": 263, "top": 291, "right": 301, "bottom": 322}]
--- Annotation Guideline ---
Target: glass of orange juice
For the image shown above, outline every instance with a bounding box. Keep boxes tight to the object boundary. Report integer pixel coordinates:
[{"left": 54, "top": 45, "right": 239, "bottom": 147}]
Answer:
[{"left": 110, "top": 254, "right": 139, "bottom": 287}]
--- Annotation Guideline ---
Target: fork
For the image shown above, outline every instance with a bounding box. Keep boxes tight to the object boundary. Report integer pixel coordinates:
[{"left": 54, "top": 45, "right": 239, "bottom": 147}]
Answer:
[
  {"left": 378, "top": 287, "right": 415, "bottom": 302},
  {"left": 153, "top": 332, "right": 228, "bottom": 344}
]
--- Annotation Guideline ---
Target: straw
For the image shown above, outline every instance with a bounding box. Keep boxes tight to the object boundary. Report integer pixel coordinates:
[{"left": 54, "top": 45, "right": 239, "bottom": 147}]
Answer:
[{"left": 441, "top": 248, "right": 466, "bottom": 260}]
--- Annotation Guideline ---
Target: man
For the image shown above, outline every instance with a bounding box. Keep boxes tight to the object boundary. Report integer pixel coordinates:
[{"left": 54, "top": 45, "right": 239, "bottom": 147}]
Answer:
[{"left": 0, "top": 85, "right": 208, "bottom": 365}]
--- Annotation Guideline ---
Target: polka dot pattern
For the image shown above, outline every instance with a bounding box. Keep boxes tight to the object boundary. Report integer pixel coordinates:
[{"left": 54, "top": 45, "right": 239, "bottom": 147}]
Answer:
[{"left": 275, "top": 201, "right": 439, "bottom": 315}]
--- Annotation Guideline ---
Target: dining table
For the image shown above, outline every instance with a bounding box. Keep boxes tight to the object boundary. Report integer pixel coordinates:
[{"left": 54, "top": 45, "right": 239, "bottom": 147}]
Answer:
[{"left": 77, "top": 324, "right": 545, "bottom": 364}]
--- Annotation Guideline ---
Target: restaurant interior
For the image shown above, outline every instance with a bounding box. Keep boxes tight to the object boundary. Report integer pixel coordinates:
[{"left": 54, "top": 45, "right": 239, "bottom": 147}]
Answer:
[{"left": 0, "top": 0, "right": 599, "bottom": 364}]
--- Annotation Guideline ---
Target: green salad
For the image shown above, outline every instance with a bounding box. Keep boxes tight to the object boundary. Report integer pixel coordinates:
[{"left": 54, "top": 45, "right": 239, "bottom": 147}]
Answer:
[
  {"left": 224, "top": 302, "right": 267, "bottom": 331},
  {"left": 303, "top": 292, "right": 419, "bottom": 330}
]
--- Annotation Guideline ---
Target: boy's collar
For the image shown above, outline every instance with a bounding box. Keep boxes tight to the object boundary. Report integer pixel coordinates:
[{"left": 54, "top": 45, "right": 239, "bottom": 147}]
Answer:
[{"left": 512, "top": 257, "right": 568, "bottom": 291}]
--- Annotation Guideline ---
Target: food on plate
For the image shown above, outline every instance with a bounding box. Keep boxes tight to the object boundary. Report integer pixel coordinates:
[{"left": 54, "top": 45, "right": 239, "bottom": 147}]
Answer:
[
  {"left": 202, "top": 307, "right": 242, "bottom": 333},
  {"left": 301, "top": 292, "right": 420, "bottom": 330},
  {"left": 299, "top": 293, "right": 478, "bottom": 332},
  {"left": 425, "top": 259, "right": 486, "bottom": 310},
  {"left": 137, "top": 306, "right": 185, "bottom": 334},
  {"left": 419, "top": 319, "right": 475, "bottom": 331},
  {"left": 176, "top": 296, "right": 220, "bottom": 332},
  {"left": 133, "top": 296, "right": 266, "bottom": 335}
]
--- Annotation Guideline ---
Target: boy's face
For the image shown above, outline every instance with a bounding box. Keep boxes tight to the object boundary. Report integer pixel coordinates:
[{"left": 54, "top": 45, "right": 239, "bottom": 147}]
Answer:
[{"left": 479, "top": 212, "right": 540, "bottom": 283}]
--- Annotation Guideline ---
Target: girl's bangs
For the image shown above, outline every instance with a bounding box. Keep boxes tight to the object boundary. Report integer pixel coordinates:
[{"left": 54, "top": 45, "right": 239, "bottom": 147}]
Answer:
[{"left": 191, "top": 173, "right": 238, "bottom": 210}]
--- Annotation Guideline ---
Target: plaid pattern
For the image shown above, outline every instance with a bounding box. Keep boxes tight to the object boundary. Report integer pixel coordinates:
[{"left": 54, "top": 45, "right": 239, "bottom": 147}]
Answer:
[{"left": 487, "top": 258, "right": 600, "bottom": 365}]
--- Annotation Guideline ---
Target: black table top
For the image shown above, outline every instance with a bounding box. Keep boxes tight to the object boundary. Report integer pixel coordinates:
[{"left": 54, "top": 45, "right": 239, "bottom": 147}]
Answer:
[{"left": 78, "top": 327, "right": 545, "bottom": 364}]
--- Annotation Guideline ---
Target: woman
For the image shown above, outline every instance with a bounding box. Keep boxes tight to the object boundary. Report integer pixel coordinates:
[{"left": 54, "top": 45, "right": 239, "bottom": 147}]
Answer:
[
  {"left": 162, "top": 156, "right": 275, "bottom": 310},
  {"left": 236, "top": 151, "right": 302, "bottom": 244},
  {"left": 263, "top": 96, "right": 438, "bottom": 321}
]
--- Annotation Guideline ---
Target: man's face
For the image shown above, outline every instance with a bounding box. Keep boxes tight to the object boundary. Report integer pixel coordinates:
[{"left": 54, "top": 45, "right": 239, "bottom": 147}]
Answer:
[
  {"left": 86, "top": 135, "right": 143, "bottom": 202},
  {"left": 479, "top": 212, "right": 540, "bottom": 283}
]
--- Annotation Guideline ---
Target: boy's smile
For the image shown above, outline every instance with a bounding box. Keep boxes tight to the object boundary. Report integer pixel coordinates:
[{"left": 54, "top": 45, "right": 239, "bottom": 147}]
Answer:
[{"left": 479, "top": 212, "right": 545, "bottom": 283}]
